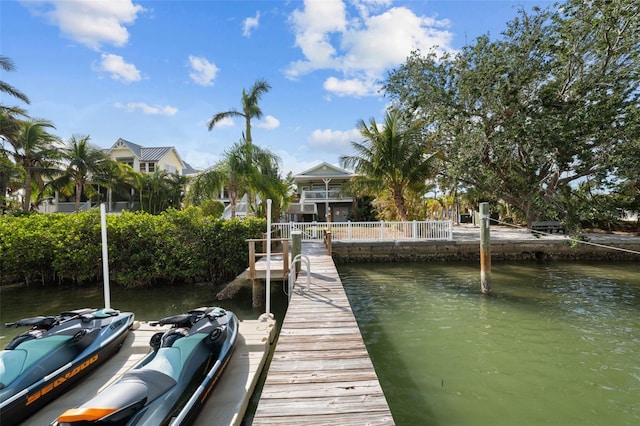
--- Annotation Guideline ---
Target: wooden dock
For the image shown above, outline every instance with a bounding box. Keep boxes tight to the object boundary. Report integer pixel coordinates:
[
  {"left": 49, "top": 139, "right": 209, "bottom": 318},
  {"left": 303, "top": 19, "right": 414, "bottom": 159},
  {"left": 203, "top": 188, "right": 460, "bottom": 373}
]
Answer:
[
  {"left": 252, "top": 243, "right": 395, "bottom": 425},
  {"left": 24, "top": 318, "right": 275, "bottom": 426}
]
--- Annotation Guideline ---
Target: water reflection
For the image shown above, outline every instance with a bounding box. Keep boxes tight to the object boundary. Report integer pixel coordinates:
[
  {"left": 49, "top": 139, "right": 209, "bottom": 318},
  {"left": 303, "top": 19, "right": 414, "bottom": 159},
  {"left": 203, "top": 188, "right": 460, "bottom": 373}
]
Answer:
[
  {"left": 338, "top": 260, "right": 640, "bottom": 426},
  {"left": 0, "top": 282, "right": 289, "bottom": 344}
]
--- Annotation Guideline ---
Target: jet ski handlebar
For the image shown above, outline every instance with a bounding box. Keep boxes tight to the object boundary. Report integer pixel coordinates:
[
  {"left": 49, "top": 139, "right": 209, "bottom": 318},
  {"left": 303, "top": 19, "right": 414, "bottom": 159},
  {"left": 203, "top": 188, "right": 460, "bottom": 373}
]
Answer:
[
  {"left": 149, "top": 307, "right": 227, "bottom": 328},
  {"left": 4, "top": 308, "right": 114, "bottom": 330},
  {"left": 5, "top": 316, "right": 59, "bottom": 330}
]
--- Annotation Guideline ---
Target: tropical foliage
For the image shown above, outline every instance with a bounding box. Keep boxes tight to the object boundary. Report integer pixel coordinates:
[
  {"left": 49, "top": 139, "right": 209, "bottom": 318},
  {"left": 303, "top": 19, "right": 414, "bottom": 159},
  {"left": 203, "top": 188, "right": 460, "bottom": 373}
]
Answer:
[
  {"left": 207, "top": 79, "right": 273, "bottom": 215},
  {"left": 0, "top": 55, "right": 30, "bottom": 105},
  {"left": 382, "top": 0, "right": 640, "bottom": 226},
  {"left": 186, "top": 142, "right": 290, "bottom": 220},
  {"left": 0, "top": 209, "right": 266, "bottom": 287},
  {"left": 341, "top": 109, "right": 441, "bottom": 221},
  {"left": 1, "top": 56, "right": 30, "bottom": 213},
  {"left": 49, "top": 134, "right": 117, "bottom": 211},
  {"left": 207, "top": 78, "right": 271, "bottom": 146},
  {"left": 8, "top": 119, "right": 62, "bottom": 212},
  {"left": 138, "top": 170, "right": 187, "bottom": 215}
]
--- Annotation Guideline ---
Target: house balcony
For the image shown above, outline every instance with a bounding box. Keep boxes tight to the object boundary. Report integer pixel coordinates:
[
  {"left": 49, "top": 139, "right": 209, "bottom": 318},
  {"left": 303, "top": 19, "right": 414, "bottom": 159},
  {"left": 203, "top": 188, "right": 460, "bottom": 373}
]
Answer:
[{"left": 300, "top": 189, "right": 352, "bottom": 202}]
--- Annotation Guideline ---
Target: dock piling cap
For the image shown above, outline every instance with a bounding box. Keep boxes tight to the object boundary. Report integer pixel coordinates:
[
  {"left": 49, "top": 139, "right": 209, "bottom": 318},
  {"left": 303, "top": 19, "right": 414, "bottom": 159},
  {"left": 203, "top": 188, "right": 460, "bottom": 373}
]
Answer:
[{"left": 258, "top": 312, "right": 274, "bottom": 322}]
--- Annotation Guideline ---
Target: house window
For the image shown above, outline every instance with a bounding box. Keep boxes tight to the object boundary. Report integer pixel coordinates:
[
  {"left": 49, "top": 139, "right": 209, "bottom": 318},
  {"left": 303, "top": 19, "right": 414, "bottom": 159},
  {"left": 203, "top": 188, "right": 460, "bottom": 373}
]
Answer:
[
  {"left": 117, "top": 158, "right": 134, "bottom": 168},
  {"left": 140, "top": 162, "right": 157, "bottom": 173}
]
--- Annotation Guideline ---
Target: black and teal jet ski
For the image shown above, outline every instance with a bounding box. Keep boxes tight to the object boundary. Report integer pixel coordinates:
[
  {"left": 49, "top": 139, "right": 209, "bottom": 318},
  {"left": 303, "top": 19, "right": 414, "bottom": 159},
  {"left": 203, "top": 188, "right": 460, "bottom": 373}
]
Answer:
[
  {"left": 52, "top": 306, "right": 238, "bottom": 425},
  {"left": 0, "top": 308, "right": 135, "bottom": 426}
]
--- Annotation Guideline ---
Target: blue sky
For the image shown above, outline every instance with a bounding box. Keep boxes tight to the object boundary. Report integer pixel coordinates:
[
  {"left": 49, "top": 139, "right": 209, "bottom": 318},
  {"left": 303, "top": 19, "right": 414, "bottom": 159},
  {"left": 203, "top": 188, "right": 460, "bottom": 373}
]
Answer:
[{"left": 2, "top": 0, "right": 550, "bottom": 175}]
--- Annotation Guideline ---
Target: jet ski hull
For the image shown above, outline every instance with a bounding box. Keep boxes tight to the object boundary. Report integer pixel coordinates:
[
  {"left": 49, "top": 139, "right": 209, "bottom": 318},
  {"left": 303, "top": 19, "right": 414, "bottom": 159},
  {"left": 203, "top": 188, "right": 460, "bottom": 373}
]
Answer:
[
  {"left": 0, "top": 309, "right": 134, "bottom": 426},
  {"left": 53, "top": 307, "right": 238, "bottom": 426}
]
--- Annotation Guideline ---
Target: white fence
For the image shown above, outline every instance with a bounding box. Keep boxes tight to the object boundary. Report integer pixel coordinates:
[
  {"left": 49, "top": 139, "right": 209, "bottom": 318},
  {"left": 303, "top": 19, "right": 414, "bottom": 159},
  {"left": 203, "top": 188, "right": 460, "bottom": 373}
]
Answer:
[{"left": 273, "top": 220, "right": 453, "bottom": 242}]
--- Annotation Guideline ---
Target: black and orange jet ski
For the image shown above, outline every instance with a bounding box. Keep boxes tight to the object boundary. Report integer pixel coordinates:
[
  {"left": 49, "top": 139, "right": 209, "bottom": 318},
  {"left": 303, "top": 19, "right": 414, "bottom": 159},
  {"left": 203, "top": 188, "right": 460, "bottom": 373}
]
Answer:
[
  {"left": 0, "top": 308, "right": 135, "bottom": 426},
  {"left": 52, "top": 306, "right": 238, "bottom": 426}
]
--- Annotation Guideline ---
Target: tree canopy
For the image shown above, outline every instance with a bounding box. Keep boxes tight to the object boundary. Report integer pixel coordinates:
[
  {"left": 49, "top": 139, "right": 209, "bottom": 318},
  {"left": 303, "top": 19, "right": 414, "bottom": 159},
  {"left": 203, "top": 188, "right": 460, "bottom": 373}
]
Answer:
[{"left": 383, "top": 0, "right": 640, "bottom": 225}]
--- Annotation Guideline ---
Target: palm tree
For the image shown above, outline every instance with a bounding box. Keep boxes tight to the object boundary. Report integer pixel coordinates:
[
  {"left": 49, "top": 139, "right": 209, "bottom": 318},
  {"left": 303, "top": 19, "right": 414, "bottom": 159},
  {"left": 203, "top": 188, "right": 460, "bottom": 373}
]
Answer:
[
  {"left": 0, "top": 56, "right": 30, "bottom": 106},
  {"left": 138, "top": 170, "right": 187, "bottom": 214},
  {"left": 207, "top": 78, "right": 271, "bottom": 146},
  {"left": 1, "top": 55, "right": 30, "bottom": 213},
  {"left": 187, "top": 142, "right": 287, "bottom": 220},
  {"left": 1, "top": 110, "right": 25, "bottom": 213},
  {"left": 185, "top": 163, "right": 228, "bottom": 208},
  {"left": 208, "top": 79, "right": 272, "bottom": 216},
  {"left": 9, "top": 119, "right": 61, "bottom": 211},
  {"left": 248, "top": 146, "right": 291, "bottom": 219},
  {"left": 51, "top": 134, "right": 113, "bottom": 212},
  {"left": 341, "top": 109, "right": 441, "bottom": 221}
]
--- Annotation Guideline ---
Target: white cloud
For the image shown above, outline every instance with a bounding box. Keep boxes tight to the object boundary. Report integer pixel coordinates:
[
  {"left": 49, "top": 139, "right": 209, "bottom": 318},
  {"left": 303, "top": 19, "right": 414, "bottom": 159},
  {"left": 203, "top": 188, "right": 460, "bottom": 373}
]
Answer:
[
  {"left": 188, "top": 55, "right": 218, "bottom": 86},
  {"left": 342, "top": 7, "right": 453, "bottom": 72},
  {"left": 276, "top": 150, "right": 320, "bottom": 175},
  {"left": 22, "top": 0, "right": 144, "bottom": 50},
  {"left": 308, "top": 128, "right": 362, "bottom": 152},
  {"left": 287, "top": 0, "right": 347, "bottom": 78},
  {"left": 114, "top": 102, "right": 177, "bottom": 115},
  {"left": 286, "top": 1, "right": 454, "bottom": 97},
  {"left": 243, "top": 11, "right": 260, "bottom": 37},
  {"left": 351, "top": 0, "right": 392, "bottom": 19},
  {"left": 96, "top": 53, "right": 141, "bottom": 82},
  {"left": 256, "top": 115, "right": 280, "bottom": 130},
  {"left": 323, "top": 77, "right": 378, "bottom": 98}
]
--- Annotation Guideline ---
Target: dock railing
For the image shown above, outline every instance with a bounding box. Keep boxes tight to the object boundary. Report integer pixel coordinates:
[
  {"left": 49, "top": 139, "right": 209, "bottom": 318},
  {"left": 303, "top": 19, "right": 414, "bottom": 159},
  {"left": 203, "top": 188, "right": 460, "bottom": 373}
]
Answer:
[
  {"left": 246, "top": 237, "right": 290, "bottom": 281},
  {"left": 273, "top": 220, "right": 453, "bottom": 242}
]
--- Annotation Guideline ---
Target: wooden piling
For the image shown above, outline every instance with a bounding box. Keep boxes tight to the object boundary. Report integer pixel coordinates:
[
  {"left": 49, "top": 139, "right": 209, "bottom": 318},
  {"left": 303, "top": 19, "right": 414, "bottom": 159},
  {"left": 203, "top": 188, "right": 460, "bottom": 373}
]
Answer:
[{"left": 479, "top": 202, "right": 492, "bottom": 295}]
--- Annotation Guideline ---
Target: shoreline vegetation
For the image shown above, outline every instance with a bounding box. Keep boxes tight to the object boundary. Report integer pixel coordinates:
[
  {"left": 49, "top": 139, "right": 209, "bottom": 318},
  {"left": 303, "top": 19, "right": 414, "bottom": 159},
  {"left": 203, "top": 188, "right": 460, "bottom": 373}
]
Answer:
[
  {"left": 2, "top": 209, "right": 638, "bottom": 290},
  {"left": 0, "top": 209, "right": 265, "bottom": 288}
]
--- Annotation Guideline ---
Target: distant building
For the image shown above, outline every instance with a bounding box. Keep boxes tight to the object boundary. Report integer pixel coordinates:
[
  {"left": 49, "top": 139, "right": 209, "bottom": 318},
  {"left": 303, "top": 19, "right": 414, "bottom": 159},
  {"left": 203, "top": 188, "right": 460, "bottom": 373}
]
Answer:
[
  {"left": 287, "top": 162, "right": 355, "bottom": 222},
  {"left": 40, "top": 138, "right": 195, "bottom": 213},
  {"left": 107, "top": 138, "right": 197, "bottom": 176}
]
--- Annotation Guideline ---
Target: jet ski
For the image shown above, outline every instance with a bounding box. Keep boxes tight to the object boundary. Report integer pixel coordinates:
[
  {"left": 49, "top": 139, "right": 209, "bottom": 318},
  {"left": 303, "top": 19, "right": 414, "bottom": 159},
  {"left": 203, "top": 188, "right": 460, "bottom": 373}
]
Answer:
[
  {"left": 0, "top": 308, "right": 135, "bottom": 426},
  {"left": 52, "top": 306, "right": 239, "bottom": 425}
]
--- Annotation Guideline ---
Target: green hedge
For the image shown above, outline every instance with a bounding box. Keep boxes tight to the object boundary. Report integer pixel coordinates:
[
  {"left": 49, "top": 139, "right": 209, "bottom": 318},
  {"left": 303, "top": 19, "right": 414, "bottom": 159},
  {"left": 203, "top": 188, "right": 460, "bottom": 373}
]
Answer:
[{"left": 0, "top": 208, "right": 265, "bottom": 287}]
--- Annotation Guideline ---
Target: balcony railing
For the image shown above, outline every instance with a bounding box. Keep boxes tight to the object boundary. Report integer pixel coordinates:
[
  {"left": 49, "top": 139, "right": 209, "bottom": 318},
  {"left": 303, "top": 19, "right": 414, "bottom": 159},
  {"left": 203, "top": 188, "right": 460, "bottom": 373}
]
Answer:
[
  {"left": 273, "top": 220, "right": 453, "bottom": 242},
  {"left": 301, "top": 189, "right": 349, "bottom": 201}
]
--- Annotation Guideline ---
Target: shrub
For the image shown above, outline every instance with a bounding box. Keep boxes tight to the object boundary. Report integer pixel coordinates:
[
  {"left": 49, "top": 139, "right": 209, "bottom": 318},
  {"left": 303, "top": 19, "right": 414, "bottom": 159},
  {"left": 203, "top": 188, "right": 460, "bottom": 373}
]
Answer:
[{"left": 0, "top": 209, "right": 266, "bottom": 287}]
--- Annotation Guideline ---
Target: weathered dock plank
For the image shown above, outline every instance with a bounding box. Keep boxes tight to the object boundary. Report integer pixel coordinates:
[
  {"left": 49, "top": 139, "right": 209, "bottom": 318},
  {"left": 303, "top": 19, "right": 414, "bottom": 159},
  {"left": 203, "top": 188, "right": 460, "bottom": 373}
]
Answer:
[
  {"left": 252, "top": 242, "right": 394, "bottom": 425},
  {"left": 249, "top": 412, "right": 395, "bottom": 425}
]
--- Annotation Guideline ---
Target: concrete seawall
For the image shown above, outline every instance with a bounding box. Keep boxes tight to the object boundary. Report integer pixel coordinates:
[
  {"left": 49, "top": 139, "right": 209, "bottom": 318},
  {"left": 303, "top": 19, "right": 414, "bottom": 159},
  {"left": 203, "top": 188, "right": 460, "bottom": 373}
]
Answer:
[{"left": 332, "top": 224, "right": 640, "bottom": 263}]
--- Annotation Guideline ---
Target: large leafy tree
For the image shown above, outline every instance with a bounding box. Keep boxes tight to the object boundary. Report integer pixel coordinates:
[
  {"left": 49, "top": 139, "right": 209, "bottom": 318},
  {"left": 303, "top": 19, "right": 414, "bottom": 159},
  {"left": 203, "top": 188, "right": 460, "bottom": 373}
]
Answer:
[
  {"left": 383, "top": 0, "right": 640, "bottom": 226},
  {"left": 341, "top": 109, "right": 441, "bottom": 221},
  {"left": 9, "top": 119, "right": 61, "bottom": 211}
]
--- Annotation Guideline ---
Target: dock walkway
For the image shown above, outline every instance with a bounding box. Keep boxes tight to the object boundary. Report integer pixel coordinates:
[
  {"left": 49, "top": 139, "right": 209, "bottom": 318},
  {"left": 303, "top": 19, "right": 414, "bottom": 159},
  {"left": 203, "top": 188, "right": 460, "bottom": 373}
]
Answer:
[{"left": 252, "top": 243, "right": 394, "bottom": 425}]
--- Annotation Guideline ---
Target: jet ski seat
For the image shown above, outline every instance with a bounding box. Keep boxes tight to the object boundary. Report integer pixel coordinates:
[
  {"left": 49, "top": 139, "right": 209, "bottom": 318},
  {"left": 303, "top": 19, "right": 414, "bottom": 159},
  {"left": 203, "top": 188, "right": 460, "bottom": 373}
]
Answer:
[
  {"left": 0, "top": 335, "right": 71, "bottom": 387},
  {"left": 142, "top": 334, "right": 207, "bottom": 381}
]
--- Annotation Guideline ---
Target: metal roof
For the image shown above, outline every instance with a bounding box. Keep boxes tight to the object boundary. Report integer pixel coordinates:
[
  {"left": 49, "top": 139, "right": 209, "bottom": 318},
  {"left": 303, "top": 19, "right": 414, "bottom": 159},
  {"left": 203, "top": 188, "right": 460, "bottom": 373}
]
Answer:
[{"left": 140, "top": 147, "right": 172, "bottom": 161}]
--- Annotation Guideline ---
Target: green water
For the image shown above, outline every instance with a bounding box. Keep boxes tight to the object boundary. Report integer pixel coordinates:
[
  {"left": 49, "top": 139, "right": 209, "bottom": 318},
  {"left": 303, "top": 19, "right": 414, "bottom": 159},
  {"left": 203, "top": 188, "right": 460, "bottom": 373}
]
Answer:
[
  {"left": 338, "top": 261, "right": 640, "bottom": 426},
  {"left": 0, "top": 283, "right": 288, "bottom": 345}
]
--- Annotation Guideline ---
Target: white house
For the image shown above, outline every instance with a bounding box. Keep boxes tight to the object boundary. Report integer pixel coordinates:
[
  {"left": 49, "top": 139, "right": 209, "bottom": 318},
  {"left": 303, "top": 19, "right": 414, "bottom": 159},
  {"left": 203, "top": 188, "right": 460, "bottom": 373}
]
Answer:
[{"left": 287, "top": 162, "right": 356, "bottom": 222}]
